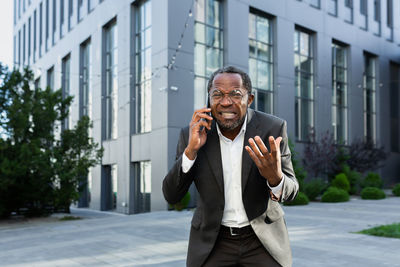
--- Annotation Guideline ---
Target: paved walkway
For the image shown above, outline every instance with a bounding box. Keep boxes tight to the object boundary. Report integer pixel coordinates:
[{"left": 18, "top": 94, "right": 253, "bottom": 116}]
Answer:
[{"left": 0, "top": 197, "right": 400, "bottom": 266}]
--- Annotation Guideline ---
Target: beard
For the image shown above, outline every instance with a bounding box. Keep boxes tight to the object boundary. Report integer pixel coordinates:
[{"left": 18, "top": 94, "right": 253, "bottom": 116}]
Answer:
[{"left": 214, "top": 109, "right": 247, "bottom": 132}]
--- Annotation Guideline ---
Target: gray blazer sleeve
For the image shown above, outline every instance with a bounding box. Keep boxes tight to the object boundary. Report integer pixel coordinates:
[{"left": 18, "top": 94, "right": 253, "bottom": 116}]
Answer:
[
  {"left": 279, "top": 121, "right": 299, "bottom": 203},
  {"left": 162, "top": 128, "right": 196, "bottom": 204}
]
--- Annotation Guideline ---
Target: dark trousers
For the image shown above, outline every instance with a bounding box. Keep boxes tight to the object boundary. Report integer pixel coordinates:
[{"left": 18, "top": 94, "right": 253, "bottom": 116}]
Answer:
[{"left": 203, "top": 226, "right": 281, "bottom": 267}]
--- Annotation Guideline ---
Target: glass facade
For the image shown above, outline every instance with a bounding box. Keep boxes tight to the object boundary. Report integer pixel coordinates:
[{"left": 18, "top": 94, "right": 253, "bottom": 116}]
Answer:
[
  {"left": 332, "top": 43, "right": 348, "bottom": 144},
  {"left": 294, "top": 29, "right": 314, "bottom": 141},
  {"left": 248, "top": 11, "right": 273, "bottom": 114},
  {"left": 363, "top": 53, "right": 377, "bottom": 144},
  {"left": 61, "top": 54, "right": 71, "bottom": 131},
  {"left": 103, "top": 21, "right": 118, "bottom": 140},
  {"left": 80, "top": 39, "right": 92, "bottom": 119},
  {"left": 133, "top": 161, "right": 151, "bottom": 213},
  {"left": 47, "top": 66, "right": 54, "bottom": 89},
  {"left": 194, "top": 0, "right": 223, "bottom": 109},
  {"left": 344, "top": 0, "right": 354, "bottom": 23},
  {"left": 328, "top": 0, "right": 338, "bottom": 16},
  {"left": 134, "top": 0, "right": 152, "bottom": 134}
]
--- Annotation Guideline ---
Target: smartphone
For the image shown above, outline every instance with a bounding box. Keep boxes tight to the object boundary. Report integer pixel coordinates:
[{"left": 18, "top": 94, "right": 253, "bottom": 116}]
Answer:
[{"left": 200, "top": 99, "right": 211, "bottom": 132}]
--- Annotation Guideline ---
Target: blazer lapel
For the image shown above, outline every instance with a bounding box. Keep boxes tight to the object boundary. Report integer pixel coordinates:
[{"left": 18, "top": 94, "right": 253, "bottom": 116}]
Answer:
[
  {"left": 204, "top": 121, "right": 224, "bottom": 194},
  {"left": 242, "top": 109, "right": 261, "bottom": 193}
]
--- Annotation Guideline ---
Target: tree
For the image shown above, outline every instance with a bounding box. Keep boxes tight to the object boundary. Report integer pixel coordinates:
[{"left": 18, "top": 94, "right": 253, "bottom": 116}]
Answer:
[{"left": 0, "top": 64, "right": 102, "bottom": 218}]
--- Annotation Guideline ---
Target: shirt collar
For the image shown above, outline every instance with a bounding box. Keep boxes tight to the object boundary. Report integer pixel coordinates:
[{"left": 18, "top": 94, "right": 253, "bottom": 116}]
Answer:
[{"left": 216, "top": 115, "right": 247, "bottom": 141}]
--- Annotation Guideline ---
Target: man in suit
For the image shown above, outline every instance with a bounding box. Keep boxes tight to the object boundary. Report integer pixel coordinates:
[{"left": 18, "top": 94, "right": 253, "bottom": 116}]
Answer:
[{"left": 163, "top": 66, "right": 298, "bottom": 267}]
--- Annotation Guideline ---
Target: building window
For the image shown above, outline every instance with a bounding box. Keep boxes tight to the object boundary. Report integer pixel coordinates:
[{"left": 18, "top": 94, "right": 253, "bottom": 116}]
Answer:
[
  {"left": 360, "top": 0, "right": 368, "bottom": 30},
  {"left": 47, "top": 66, "right": 54, "bottom": 89},
  {"left": 103, "top": 20, "right": 118, "bottom": 140},
  {"left": 52, "top": 0, "right": 56, "bottom": 45},
  {"left": 134, "top": 0, "right": 152, "bottom": 134},
  {"left": 133, "top": 161, "right": 151, "bottom": 213},
  {"left": 328, "top": 0, "right": 338, "bottom": 16},
  {"left": 390, "top": 63, "right": 399, "bottom": 152},
  {"left": 18, "top": 0, "right": 21, "bottom": 19},
  {"left": 363, "top": 53, "right": 377, "bottom": 144},
  {"left": 23, "top": 24, "right": 26, "bottom": 65},
  {"left": 372, "top": 0, "right": 381, "bottom": 35},
  {"left": 68, "top": 0, "right": 73, "bottom": 31},
  {"left": 60, "top": 0, "right": 65, "bottom": 38},
  {"left": 80, "top": 39, "right": 92, "bottom": 118},
  {"left": 248, "top": 11, "right": 273, "bottom": 114},
  {"left": 294, "top": 28, "right": 314, "bottom": 141},
  {"left": 33, "top": 10, "right": 37, "bottom": 62},
  {"left": 374, "top": 0, "right": 380, "bottom": 21},
  {"left": 387, "top": 0, "right": 393, "bottom": 28},
  {"left": 28, "top": 17, "right": 31, "bottom": 65},
  {"left": 88, "top": 0, "right": 94, "bottom": 13},
  {"left": 39, "top": 2, "right": 43, "bottom": 57},
  {"left": 45, "top": 0, "right": 49, "bottom": 51},
  {"left": 34, "top": 77, "right": 40, "bottom": 89},
  {"left": 344, "top": 0, "right": 354, "bottom": 23},
  {"left": 309, "top": 0, "right": 320, "bottom": 8},
  {"left": 332, "top": 42, "right": 348, "bottom": 144},
  {"left": 13, "top": 35, "right": 16, "bottom": 66},
  {"left": 61, "top": 54, "right": 71, "bottom": 131},
  {"left": 78, "top": 0, "right": 83, "bottom": 22},
  {"left": 18, "top": 30, "right": 21, "bottom": 66},
  {"left": 103, "top": 164, "right": 118, "bottom": 210},
  {"left": 194, "top": 0, "right": 223, "bottom": 109},
  {"left": 14, "top": 0, "right": 16, "bottom": 25}
]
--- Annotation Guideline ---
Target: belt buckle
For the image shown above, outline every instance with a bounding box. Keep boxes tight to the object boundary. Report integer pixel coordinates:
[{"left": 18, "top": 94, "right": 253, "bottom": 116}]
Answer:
[{"left": 229, "top": 227, "right": 239, "bottom": 236}]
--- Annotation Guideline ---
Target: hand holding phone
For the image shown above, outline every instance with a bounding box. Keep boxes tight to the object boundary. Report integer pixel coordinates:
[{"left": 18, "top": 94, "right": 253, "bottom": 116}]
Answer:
[{"left": 185, "top": 107, "right": 213, "bottom": 160}]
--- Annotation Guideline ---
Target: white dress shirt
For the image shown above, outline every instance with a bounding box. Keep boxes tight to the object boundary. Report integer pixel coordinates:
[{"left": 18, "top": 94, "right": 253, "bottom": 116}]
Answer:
[{"left": 182, "top": 116, "right": 284, "bottom": 228}]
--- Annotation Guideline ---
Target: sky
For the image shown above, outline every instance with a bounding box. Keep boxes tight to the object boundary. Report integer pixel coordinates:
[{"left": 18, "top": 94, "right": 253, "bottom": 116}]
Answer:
[{"left": 0, "top": 0, "right": 13, "bottom": 68}]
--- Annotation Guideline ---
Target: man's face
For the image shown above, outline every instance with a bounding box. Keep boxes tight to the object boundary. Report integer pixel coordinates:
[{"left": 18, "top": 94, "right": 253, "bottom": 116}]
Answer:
[{"left": 209, "top": 73, "right": 254, "bottom": 132}]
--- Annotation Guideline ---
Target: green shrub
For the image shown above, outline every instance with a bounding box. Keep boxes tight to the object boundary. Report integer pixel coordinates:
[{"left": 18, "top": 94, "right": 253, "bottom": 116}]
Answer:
[
  {"left": 342, "top": 165, "right": 361, "bottom": 195},
  {"left": 321, "top": 187, "right": 350, "bottom": 202},
  {"left": 362, "top": 172, "right": 383, "bottom": 189},
  {"left": 393, "top": 184, "right": 400, "bottom": 197},
  {"left": 331, "top": 173, "right": 350, "bottom": 192},
  {"left": 171, "top": 192, "right": 191, "bottom": 211},
  {"left": 361, "top": 187, "right": 386, "bottom": 200},
  {"left": 304, "top": 178, "right": 326, "bottom": 201},
  {"left": 284, "top": 192, "right": 309, "bottom": 206}
]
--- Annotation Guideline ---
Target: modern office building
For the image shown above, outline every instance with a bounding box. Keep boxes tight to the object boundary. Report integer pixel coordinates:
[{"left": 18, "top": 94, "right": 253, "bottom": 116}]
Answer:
[{"left": 13, "top": 0, "right": 400, "bottom": 214}]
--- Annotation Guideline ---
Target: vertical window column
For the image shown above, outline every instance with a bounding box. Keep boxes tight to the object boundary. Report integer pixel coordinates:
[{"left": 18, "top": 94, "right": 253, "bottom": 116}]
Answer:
[
  {"left": 328, "top": 0, "right": 338, "bottom": 16},
  {"left": 23, "top": 24, "right": 26, "bottom": 65},
  {"left": 248, "top": 11, "right": 274, "bottom": 114},
  {"left": 33, "top": 10, "right": 37, "bottom": 62},
  {"left": 372, "top": 0, "right": 381, "bottom": 35},
  {"left": 103, "top": 21, "right": 118, "bottom": 140},
  {"left": 332, "top": 42, "right": 348, "bottom": 144},
  {"left": 47, "top": 66, "right": 54, "bottom": 89},
  {"left": 60, "top": 0, "right": 65, "bottom": 38},
  {"left": 45, "top": 0, "right": 49, "bottom": 51},
  {"left": 61, "top": 54, "right": 71, "bottom": 131},
  {"left": 344, "top": 0, "right": 354, "bottom": 23},
  {"left": 68, "top": 0, "right": 73, "bottom": 31},
  {"left": 194, "top": 0, "right": 223, "bottom": 109},
  {"left": 363, "top": 53, "right": 377, "bottom": 144},
  {"left": 384, "top": 0, "right": 393, "bottom": 40},
  {"left": 360, "top": 0, "right": 368, "bottom": 30},
  {"left": 28, "top": 17, "right": 31, "bottom": 65},
  {"left": 134, "top": 0, "right": 152, "bottom": 134},
  {"left": 133, "top": 161, "right": 151, "bottom": 213},
  {"left": 80, "top": 39, "right": 92, "bottom": 119},
  {"left": 39, "top": 2, "right": 43, "bottom": 57},
  {"left": 52, "top": 0, "right": 57, "bottom": 45},
  {"left": 294, "top": 29, "right": 314, "bottom": 141}
]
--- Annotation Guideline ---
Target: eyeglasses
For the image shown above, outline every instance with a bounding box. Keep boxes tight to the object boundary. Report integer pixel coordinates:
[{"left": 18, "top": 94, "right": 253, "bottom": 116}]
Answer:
[{"left": 209, "top": 89, "right": 247, "bottom": 103}]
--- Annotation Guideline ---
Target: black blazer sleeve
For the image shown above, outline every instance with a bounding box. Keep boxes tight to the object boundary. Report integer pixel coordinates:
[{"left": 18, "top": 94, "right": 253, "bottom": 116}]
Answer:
[{"left": 162, "top": 128, "right": 196, "bottom": 204}]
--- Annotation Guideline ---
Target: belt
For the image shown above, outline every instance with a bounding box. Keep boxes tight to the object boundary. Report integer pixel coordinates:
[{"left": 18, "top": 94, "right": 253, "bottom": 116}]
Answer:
[{"left": 220, "top": 225, "right": 253, "bottom": 236}]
